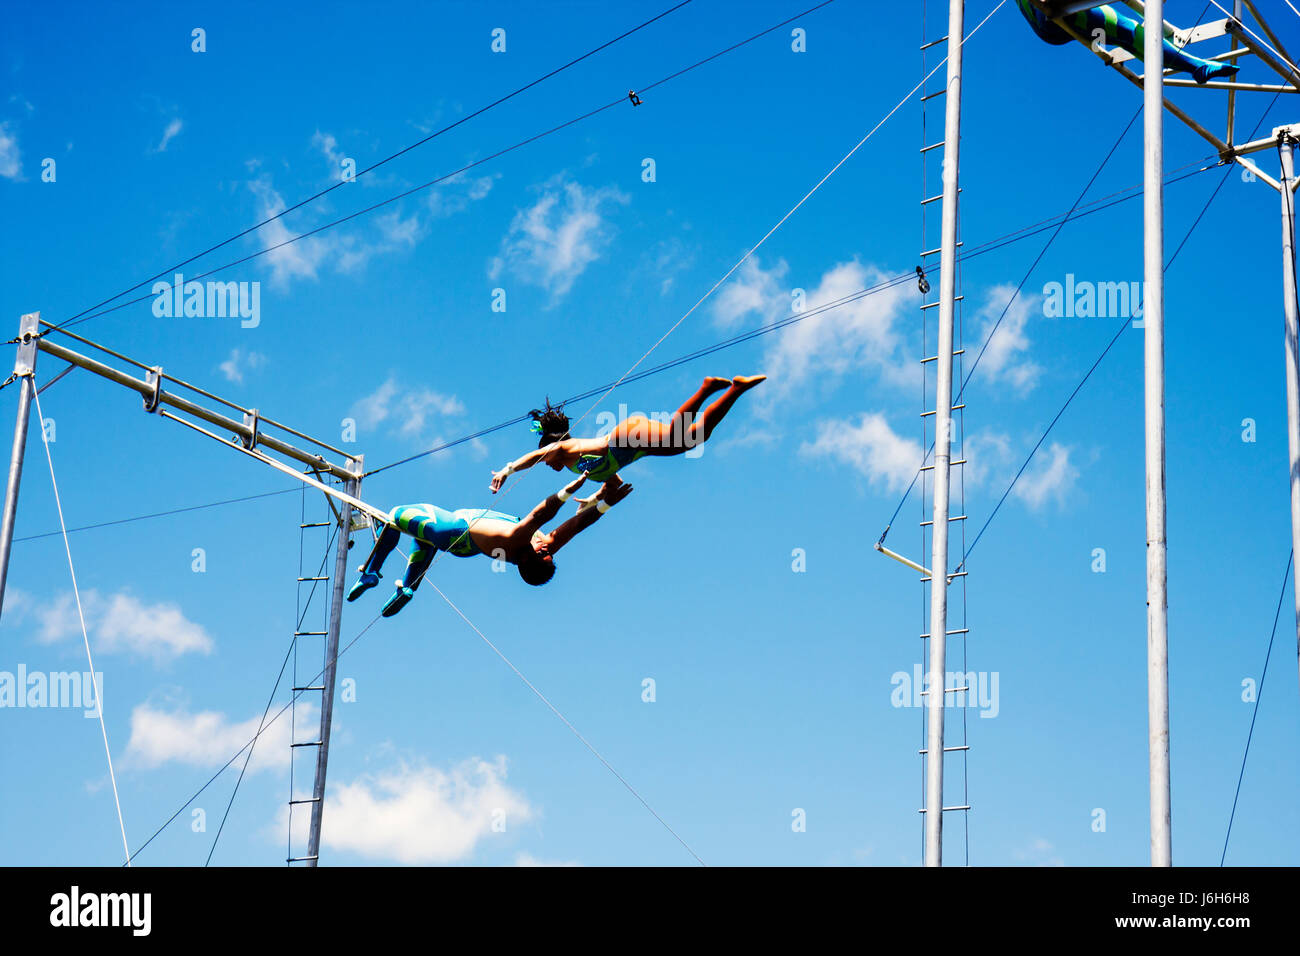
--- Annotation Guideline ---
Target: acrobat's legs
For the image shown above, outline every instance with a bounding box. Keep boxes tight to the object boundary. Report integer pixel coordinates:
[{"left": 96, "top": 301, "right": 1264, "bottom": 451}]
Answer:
[
  {"left": 399, "top": 544, "right": 435, "bottom": 592},
  {"left": 380, "top": 544, "right": 433, "bottom": 617},
  {"left": 348, "top": 523, "right": 402, "bottom": 601},
  {"left": 637, "top": 374, "right": 765, "bottom": 455},
  {"left": 672, "top": 377, "right": 731, "bottom": 420}
]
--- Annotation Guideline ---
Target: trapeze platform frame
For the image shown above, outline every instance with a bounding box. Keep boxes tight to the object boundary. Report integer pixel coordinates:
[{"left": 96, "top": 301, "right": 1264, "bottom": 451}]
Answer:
[
  {"left": 0, "top": 316, "right": 383, "bottom": 867},
  {"left": 1030, "top": 0, "right": 1300, "bottom": 865}
]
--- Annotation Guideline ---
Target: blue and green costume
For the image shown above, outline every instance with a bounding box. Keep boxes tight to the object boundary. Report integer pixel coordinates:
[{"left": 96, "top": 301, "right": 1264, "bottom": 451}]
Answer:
[
  {"left": 1014, "top": 1, "right": 1239, "bottom": 85},
  {"left": 566, "top": 444, "right": 648, "bottom": 483},
  {"left": 348, "top": 504, "right": 521, "bottom": 615}
]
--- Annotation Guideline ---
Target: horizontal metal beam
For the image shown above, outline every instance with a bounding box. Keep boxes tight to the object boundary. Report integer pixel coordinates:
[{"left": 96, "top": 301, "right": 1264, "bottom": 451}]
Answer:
[{"left": 33, "top": 333, "right": 360, "bottom": 482}]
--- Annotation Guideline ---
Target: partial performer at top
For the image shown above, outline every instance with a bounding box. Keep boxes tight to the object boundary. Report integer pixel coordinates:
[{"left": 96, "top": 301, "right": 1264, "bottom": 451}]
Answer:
[{"left": 1014, "top": 0, "right": 1240, "bottom": 84}]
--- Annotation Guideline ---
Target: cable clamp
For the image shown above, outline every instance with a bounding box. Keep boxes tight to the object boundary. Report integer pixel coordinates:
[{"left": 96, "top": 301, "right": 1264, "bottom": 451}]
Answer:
[
  {"left": 143, "top": 366, "right": 164, "bottom": 413},
  {"left": 242, "top": 408, "right": 261, "bottom": 450},
  {"left": 628, "top": 90, "right": 642, "bottom": 106}
]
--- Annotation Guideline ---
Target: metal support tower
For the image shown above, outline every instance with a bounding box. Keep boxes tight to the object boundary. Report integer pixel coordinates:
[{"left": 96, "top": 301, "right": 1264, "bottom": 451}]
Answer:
[
  {"left": 0, "top": 318, "right": 379, "bottom": 865},
  {"left": 921, "top": 0, "right": 967, "bottom": 867}
]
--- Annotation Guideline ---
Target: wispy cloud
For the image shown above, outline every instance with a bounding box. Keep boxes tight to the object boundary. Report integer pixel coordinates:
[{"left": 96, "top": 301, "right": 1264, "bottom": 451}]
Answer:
[
  {"left": 310, "top": 130, "right": 346, "bottom": 170},
  {"left": 353, "top": 376, "right": 465, "bottom": 440},
  {"left": 218, "top": 348, "right": 267, "bottom": 384},
  {"left": 153, "top": 117, "right": 183, "bottom": 154},
  {"left": 489, "top": 177, "right": 628, "bottom": 302},
  {"left": 0, "top": 121, "right": 22, "bottom": 180},
  {"left": 1013, "top": 837, "right": 1065, "bottom": 867},
  {"left": 247, "top": 177, "right": 336, "bottom": 286}
]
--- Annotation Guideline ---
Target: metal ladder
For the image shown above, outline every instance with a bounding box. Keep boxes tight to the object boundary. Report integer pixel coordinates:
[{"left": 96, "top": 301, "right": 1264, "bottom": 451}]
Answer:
[
  {"left": 286, "top": 484, "right": 336, "bottom": 866},
  {"left": 917, "top": 2, "right": 972, "bottom": 866}
]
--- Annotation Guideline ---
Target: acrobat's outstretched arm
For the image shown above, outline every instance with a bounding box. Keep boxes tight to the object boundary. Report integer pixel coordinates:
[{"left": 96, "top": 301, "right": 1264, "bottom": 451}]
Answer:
[
  {"left": 550, "top": 478, "right": 633, "bottom": 554},
  {"left": 490, "top": 445, "right": 553, "bottom": 492},
  {"left": 516, "top": 474, "right": 588, "bottom": 537}
]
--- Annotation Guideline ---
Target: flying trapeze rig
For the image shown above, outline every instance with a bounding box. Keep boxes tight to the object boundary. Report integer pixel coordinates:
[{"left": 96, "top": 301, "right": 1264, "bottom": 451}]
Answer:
[{"left": 2, "top": 0, "right": 1297, "bottom": 868}]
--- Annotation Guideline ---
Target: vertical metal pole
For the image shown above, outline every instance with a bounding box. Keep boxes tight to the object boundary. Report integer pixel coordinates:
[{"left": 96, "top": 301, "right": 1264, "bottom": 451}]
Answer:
[
  {"left": 1143, "top": 1, "right": 1173, "bottom": 868},
  {"left": 924, "top": 0, "right": 964, "bottom": 868},
  {"left": 0, "top": 313, "right": 41, "bottom": 621},
  {"left": 1278, "top": 138, "right": 1300, "bottom": 703},
  {"left": 305, "top": 466, "right": 360, "bottom": 867}
]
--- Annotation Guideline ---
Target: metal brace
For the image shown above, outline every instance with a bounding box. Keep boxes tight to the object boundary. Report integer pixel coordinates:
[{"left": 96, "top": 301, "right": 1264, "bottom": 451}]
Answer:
[{"left": 143, "top": 366, "right": 163, "bottom": 413}]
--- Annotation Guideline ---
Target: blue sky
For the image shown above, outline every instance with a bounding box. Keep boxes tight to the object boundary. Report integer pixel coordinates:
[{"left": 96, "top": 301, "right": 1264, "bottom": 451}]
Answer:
[{"left": 1, "top": 0, "right": 1298, "bottom": 866}]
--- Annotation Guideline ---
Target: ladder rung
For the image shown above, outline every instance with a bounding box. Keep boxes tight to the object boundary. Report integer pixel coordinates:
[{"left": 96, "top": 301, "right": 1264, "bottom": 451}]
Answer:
[
  {"left": 300, "top": 522, "right": 330, "bottom": 528},
  {"left": 919, "top": 241, "right": 964, "bottom": 257},
  {"left": 919, "top": 35, "right": 948, "bottom": 51},
  {"left": 920, "top": 406, "right": 966, "bottom": 418},
  {"left": 921, "top": 571, "right": 968, "bottom": 582},
  {"left": 289, "top": 797, "right": 322, "bottom": 805},
  {"left": 291, "top": 741, "right": 323, "bottom": 748},
  {"left": 919, "top": 459, "right": 967, "bottom": 468},
  {"left": 921, "top": 88, "right": 947, "bottom": 102},
  {"left": 920, "top": 141, "right": 944, "bottom": 154},
  {"left": 920, "top": 685, "right": 970, "bottom": 696},
  {"left": 921, "top": 349, "right": 966, "bottom": 363},
  {"left": 295, "top": 631, "right": 327, "bottom": 637},
  {"left": 298, "top": 576, "right": 329, "bottom": 582},
  {"left": 919, "top": 628, "right": 971, "bottom": 638},
  {"left": 919, "top": 516, "right": 967, "bottom": 527},
  {"left": 920, "top": 295, "right": 965, "bottom": 311},
  {"left": 917, "top": 806, "right": 972, "bottom": 813},
  {"left": 287, "top": 856, "right": 319, "bottom": 863},
  {"left": 918, "top": 745, "right": 971, "bottom": 754},
  {"left": 292, "top": 685, "right": 326, "bottom": 692}
]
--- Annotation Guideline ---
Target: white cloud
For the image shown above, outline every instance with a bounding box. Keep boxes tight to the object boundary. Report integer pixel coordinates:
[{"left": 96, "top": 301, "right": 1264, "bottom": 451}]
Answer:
[
  {"left": 799, "top": 413, "right": 923, "bottom": 493},
  {"left": 353, "top": 376, "right": 466, "bottom": 440},
  {"left": 311, "top": 130, "right": 346, "bottom": 170},
  {"left": 314, "top": 757, "right": 534, "bottom": 864},
  {"left": 248, "top": 177, "right": 336, "bottom": 285},
  {"left": 515, "top": 852, "right": 580, "bottom": 867},
  {"left": 153, "top": 117, "right": 183, "bottom": 154},
  {"left": 31, "top": 590, "right": 213, "bottom": 663},
  {"left": 806, "top": 421, "right": 1079, "bottom": 511},
  {"left": 1013, "top": 837, "right": 1064, "bottom": 867},
  {"left": 218, "top": 348, "right": 267, "bottom": 384},
  {"left": 713, "top": 256, "right": 789, "bottom": 328},
  {"left": 1011, "top": 441, "right": 1077, "bottom": 509},
  {"left": 714, "top": 258, "right": 913, "bottom": 398},
  {"left": 427, "top": 172, "right": 497, "bottom": 219},
  {"left": 490, "top": 178, "right": 628, "bottom": 301},
  {"left": 0, "top": 121, "right": 22, "bottom": 180},
  {"left": 126, "top": 700, "right": 313, "bottom": 774},
  {"left": 970, "top": 284, "right": 1041, "bottom": 393}
]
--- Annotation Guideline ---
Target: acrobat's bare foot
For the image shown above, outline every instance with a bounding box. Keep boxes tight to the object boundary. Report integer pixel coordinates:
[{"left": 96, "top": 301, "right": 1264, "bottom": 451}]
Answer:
[
  {"left": 702, "top": 376, "right": 731, "bottom": 393},
  {"left": 731, "top": 374, "right": 767, "bottom": 391}
]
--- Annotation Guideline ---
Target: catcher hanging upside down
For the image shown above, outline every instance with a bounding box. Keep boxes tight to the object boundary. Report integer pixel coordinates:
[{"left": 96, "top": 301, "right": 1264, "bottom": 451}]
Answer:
[{"left": 347, "top": 473, "right": 631, "bottom": 616}]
